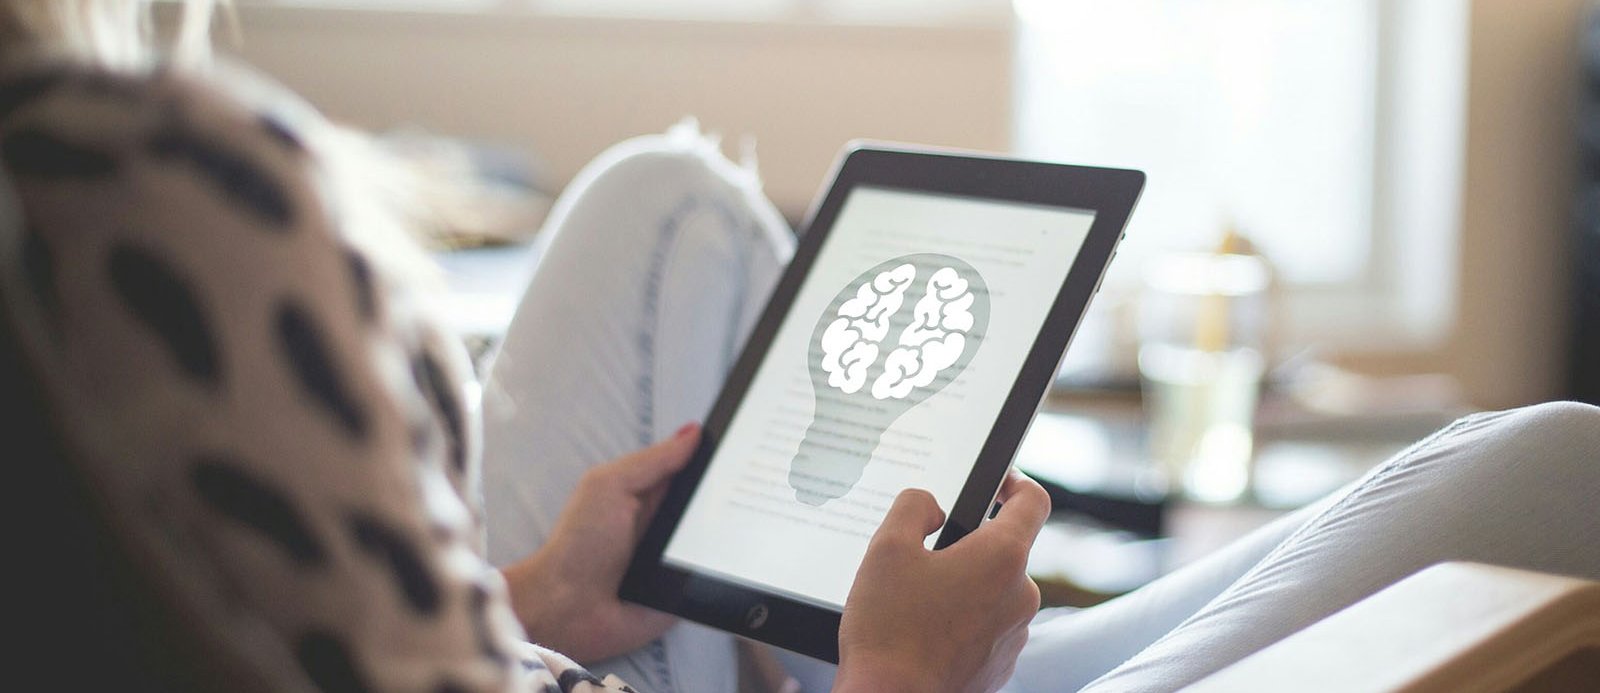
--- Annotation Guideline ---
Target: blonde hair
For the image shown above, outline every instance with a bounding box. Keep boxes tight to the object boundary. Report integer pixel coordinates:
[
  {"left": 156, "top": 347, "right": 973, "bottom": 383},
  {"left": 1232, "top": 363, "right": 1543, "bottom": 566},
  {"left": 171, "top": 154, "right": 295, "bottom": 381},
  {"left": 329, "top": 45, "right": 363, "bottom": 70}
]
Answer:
[
  {"left": 0, "top": 0, "right": 470, "bottom": 283},
  {"left": 0, "top": 0, "right": 220, "bottom": 68}
]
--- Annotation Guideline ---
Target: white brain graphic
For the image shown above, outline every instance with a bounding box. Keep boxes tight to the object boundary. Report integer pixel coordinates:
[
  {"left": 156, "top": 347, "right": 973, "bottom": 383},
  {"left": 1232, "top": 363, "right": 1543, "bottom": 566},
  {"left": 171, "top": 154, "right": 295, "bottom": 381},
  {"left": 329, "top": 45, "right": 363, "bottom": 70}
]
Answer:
[{"left": 819, "top": 265, "right": 978, "bottom": 400}]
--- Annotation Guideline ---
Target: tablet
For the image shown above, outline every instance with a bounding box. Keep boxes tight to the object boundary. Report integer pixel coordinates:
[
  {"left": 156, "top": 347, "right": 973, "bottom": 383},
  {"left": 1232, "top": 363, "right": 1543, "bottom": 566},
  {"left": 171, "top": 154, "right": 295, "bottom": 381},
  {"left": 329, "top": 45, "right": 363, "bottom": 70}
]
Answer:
[{"left": 621, "top": 145, "right": 1143, "bottom": 662}]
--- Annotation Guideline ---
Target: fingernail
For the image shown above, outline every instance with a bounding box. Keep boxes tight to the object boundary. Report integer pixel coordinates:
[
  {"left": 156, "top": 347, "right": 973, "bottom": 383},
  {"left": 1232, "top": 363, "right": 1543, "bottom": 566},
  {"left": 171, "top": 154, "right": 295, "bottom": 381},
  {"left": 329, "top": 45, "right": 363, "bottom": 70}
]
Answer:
[{"left": 675, "top": 422, "right": 698, "bottom": 438}]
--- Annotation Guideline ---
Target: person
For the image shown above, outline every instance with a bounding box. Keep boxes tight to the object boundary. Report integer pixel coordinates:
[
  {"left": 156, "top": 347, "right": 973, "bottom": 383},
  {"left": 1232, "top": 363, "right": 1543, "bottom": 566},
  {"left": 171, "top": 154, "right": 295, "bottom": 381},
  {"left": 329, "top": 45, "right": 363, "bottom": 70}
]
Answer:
[{"left": 2, "top": 2, "right": 1597, "bottom": 692}]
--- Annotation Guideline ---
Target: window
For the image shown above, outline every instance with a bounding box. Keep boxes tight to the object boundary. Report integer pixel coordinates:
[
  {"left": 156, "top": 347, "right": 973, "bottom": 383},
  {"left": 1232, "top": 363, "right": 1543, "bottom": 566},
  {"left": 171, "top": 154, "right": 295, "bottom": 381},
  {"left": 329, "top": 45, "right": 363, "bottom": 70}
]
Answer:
[
  {"left": 1016, "top": 0, "right": 1468, "bottom": 360},
  {"left": 1017, "top": 0, "right": 1376, "bottom": 287}
]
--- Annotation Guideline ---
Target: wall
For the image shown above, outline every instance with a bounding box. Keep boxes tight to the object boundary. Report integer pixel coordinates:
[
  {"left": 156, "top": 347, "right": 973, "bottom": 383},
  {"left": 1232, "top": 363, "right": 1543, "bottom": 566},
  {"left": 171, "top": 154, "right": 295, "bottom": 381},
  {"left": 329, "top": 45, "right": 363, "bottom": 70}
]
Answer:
[
  {"left": 1448, "top": 0, "right": 1585, "bottom": 407},
  {"left": 226, "top": 2, "right": 1588, "bottom": 409},
  {"left": 225, "top": 6, "right": 1012, "bottom": 219}
]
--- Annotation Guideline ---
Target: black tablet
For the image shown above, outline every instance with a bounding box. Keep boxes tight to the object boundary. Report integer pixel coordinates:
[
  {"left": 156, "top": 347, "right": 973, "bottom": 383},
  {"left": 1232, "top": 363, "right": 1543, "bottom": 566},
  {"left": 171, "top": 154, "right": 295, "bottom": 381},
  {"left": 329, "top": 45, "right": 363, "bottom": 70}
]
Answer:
[{"left": 621, "top": 144, "right": 1143, "bottom": 663}]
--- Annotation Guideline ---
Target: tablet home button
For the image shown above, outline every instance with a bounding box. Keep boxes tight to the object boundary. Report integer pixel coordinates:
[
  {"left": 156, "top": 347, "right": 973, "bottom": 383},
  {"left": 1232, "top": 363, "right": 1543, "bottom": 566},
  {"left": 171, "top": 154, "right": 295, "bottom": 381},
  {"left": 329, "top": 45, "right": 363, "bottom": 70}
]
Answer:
[{"left": 745, "top": 604, "right": 770, "bottom": 630}]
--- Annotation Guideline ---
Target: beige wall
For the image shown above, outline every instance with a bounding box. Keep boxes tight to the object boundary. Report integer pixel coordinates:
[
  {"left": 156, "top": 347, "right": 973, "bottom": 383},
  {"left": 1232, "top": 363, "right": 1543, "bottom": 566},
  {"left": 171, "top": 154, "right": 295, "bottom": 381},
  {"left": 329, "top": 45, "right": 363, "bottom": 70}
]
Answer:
[
  {"left": 225, "top": 7, "right": 1012, "bottom": 220},
  {"left": 1448, "top": 0, "right": 1585, "bottom": 407},
  {"left": 226, "top": 3, "right": 1589, "bottom": 409}
]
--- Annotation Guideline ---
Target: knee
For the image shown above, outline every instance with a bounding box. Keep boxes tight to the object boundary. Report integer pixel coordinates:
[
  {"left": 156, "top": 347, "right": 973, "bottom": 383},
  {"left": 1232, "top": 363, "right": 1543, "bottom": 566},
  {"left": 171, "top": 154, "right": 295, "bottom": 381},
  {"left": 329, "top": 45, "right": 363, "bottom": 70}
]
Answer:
[
  {"left": 1535, "top": 400, "right": 1600, "bottom": 422},
  {"left": 567, "top": 121, "right": 761, "bottom": 214},
  {"left": 1453, "top": 401, "right": 1600, "bottom": 478},
  {"left": 545, "top": 121, "right": 795, "bottom": 270},
  {"left": 1500, "top": 401, "right": 1600, "bottom": 443}
]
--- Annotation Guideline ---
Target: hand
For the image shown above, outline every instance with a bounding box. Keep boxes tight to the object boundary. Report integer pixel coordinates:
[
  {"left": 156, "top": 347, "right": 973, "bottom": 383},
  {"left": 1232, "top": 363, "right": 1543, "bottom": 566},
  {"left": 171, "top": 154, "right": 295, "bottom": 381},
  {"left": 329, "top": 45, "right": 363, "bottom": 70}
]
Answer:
[
  {"left": 501, "top": 423, "right": 699, "bottom": 662},
  {"left": 834, "top": 470, "right": 1051, "bottom": 693}
]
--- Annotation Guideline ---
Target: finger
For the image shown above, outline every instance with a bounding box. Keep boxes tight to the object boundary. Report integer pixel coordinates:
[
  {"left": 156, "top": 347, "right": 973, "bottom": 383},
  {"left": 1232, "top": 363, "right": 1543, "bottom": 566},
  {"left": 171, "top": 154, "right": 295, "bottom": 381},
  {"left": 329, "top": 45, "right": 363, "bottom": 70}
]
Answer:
[
  {"left": 640, "top": 482, "right": 669, "bottom": 519},
  {"left": 1015, "top": 575, "right": 1043, "bottom": 621},
  {"left": 986, "top": 470, "right": 1051, "bottom": 542},
  {"left": 994, "top": 467, "right": 1042, "bottom": 505},
  {"left": 872, "top": 488, "right": 946, "bottom": 546},
  {"left": 635, "top": 481, "right": 674, "bottom": 538},
  {"left": 608, "top": 422, "right": 701, "bottom": 492}
]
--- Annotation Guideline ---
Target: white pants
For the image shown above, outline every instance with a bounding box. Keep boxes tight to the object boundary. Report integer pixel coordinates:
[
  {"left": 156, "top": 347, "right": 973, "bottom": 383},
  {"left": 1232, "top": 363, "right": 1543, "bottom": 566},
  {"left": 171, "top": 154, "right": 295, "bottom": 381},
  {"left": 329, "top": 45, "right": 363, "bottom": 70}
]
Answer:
[{"left": 481, "top": 127, "right": 1600, "bottom": 692}]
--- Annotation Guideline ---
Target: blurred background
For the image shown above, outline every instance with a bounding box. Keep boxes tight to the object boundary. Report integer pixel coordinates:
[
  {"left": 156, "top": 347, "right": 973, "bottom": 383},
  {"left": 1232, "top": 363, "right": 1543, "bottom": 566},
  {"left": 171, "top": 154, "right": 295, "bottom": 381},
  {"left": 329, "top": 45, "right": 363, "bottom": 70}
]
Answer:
[{"left": 213, "top": 0, "right": 1599, "bottom": 601}]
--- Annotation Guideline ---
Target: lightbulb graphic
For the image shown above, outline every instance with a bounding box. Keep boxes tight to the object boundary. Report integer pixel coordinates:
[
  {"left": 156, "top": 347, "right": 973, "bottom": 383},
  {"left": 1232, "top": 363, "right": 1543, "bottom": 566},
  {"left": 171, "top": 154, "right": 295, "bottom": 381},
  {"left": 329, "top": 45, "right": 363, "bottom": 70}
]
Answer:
[{"left": 788, "top": 253, "right": 990, "bottom": 506}]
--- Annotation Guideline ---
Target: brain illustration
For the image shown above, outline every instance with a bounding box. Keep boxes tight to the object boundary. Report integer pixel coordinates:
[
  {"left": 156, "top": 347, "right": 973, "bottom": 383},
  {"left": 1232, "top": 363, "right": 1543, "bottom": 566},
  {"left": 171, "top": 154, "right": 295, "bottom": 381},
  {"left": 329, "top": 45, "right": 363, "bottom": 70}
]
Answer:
[
  {"left": 792, "top": 254, "right": 988, "bottom": 505},
  {"left": 818, "top": 260, "right": 985, "bottom": 401}
]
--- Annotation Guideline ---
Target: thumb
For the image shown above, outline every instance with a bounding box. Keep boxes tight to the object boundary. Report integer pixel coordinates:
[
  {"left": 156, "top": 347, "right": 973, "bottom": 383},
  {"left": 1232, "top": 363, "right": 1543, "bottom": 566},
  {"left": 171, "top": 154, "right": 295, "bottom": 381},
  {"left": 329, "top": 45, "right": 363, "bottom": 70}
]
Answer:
[
  {"left": 872, "top": 488, "right": 946, "bottom": 547},
  {"left": 609, "top": 423, "right": 700, "bottom": 492}
]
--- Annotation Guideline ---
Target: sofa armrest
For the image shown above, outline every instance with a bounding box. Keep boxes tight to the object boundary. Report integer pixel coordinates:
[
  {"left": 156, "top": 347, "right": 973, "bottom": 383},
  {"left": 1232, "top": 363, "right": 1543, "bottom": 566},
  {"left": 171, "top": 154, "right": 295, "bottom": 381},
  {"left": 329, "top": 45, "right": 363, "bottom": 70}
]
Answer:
[{"left": 1185, "top": 562, "right": 1600, "bottom": 692}]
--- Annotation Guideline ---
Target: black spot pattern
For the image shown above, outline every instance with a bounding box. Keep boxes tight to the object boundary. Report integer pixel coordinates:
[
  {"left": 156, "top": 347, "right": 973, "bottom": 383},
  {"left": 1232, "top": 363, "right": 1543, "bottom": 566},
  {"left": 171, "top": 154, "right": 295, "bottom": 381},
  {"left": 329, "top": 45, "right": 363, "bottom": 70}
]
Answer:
[
  {"left": 344, "top": 249, "right": 377, "bottom": 322},
  {"left": 21, "top": 232, "right": 56, "bottom": 316},
  {"left": 348, "top": 513, "right": 440, "bottom": 615},
  {"left": 148, "top": 124, "right": 294, "bottom": 227},
  {"left": 276, "top": 301, "right": 368, "bottom": 439},
  {"left": 558, "top": 670, "right": 606, "bottom": 693},
  {"left": 0, "top": 70, "right": 68, "bottom": 120},
  {"left": 108, "top": 243, "right": 221, "bottom": 385},
  {"left": 260, "top": 114, "right": 305, "bottom": 153},
  {"left": 469, "top": 583, "right": 507, "bottom": 664},
  {"left": 433, "top": 681, "right": 469, "bottom": 693},
  {"left": 296, "top": 631, "right": 372, "bottom": 693},
  {"left": 191, "top": 457, "right": 326, "bottom": 564},
  {"left": 1, "top": 128, "right": 118, "bottom": 179},
  {"left": 413, "top": 351, "right": 465, "bottom": 472}
]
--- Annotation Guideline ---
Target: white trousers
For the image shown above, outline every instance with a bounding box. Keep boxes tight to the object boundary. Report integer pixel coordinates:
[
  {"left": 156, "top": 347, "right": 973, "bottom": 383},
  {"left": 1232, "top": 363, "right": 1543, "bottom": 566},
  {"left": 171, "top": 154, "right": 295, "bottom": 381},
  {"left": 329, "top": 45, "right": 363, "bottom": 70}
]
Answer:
[{"left": 481, "top": 127, "right": 1600, "bottom": 693}]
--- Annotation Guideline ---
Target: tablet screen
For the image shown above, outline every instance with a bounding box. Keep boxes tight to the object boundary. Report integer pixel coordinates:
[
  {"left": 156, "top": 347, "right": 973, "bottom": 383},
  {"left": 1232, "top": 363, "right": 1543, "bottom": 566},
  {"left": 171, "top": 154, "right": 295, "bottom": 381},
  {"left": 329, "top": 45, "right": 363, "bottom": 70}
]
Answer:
[{"left": 662, "top": 185, "right": 1097, "bottom": 609}]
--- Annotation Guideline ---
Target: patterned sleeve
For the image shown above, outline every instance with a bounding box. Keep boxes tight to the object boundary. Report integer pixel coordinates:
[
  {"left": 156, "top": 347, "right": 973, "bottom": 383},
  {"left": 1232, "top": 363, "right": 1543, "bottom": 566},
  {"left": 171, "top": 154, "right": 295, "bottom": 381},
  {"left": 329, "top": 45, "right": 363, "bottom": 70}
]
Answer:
[{"left": 0, "top": 63, "right": 632, "bottom": 693}]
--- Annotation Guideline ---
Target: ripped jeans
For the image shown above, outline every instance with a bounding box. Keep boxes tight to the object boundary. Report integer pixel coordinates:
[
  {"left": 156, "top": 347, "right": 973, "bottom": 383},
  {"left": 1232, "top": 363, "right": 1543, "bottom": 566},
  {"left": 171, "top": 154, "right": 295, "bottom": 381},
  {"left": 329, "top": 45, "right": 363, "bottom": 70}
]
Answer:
[{"left": 480, "top": 124, "right": 1600, "bottom": 692}]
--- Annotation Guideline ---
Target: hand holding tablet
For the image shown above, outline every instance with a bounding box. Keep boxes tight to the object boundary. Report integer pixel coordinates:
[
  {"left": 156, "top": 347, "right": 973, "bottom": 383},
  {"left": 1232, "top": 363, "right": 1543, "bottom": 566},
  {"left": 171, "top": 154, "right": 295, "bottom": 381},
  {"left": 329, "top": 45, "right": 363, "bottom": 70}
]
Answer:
[
  {"left": 836, "top": 471, "right": 1053, "bottom": 692},
  {"left": 622, "top": 144, "right": 1144, "bottom": 662}
]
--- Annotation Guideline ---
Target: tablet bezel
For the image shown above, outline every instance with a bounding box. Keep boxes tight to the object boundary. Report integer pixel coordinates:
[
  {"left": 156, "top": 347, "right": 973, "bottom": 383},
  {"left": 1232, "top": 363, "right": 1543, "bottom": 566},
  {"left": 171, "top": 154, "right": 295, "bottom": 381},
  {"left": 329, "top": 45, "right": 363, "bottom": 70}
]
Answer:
[{"left": 620, "top": 144, "right": 1144, "bottom": 663}]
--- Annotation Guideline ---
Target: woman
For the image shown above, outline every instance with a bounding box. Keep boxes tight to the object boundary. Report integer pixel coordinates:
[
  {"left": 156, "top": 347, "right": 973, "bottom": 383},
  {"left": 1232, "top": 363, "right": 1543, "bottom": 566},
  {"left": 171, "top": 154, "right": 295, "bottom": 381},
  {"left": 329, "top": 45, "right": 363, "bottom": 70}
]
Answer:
[{"left": 3, "top": 2, "right": 1597, "bottom": 692}]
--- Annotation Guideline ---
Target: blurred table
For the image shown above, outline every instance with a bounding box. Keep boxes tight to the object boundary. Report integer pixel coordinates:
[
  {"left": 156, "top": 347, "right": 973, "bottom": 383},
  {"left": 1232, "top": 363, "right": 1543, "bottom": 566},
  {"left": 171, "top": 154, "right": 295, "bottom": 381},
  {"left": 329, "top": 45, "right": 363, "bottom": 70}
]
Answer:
[{"left": 1020, "top": 391, "right": 1464, "bottom": 606}]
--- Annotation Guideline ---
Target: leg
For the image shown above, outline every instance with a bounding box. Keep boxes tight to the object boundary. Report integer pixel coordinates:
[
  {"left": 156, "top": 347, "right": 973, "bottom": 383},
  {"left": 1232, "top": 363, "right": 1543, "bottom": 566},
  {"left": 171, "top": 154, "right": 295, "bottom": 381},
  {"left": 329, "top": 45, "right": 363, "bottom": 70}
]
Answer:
[
  {"left": 1003, "top": 493, "right": 1332, "bottom": 692},
  {"left": 479, "top": 122, "right": 794, "bottom": 692},
  {"left": 1002, "top": 416, "right": 1489, "bottom": 692},
  {"left": 1076, "top": 402, "right": 1600, "bottom": 692}
]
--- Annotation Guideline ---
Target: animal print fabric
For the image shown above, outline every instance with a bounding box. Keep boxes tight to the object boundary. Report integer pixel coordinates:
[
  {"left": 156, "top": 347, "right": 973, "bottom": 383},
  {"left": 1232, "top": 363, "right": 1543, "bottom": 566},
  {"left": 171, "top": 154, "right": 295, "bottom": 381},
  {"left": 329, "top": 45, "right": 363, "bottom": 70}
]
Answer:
[{"left": 0, "top": 60, "right": 637, "bottom": 692}]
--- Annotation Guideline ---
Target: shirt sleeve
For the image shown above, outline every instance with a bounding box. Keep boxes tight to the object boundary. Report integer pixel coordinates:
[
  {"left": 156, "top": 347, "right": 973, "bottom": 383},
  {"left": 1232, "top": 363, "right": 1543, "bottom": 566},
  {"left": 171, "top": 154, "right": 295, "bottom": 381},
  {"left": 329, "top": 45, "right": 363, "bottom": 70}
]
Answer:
[{"left": 0, "top": 64, "right": 633, "bottom": 693}]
